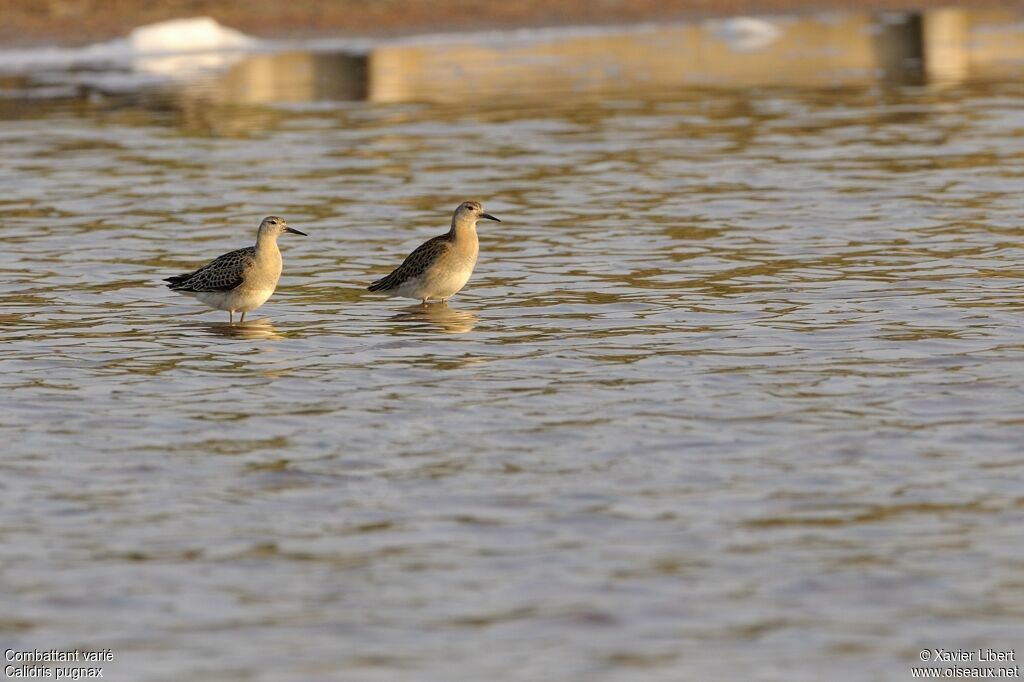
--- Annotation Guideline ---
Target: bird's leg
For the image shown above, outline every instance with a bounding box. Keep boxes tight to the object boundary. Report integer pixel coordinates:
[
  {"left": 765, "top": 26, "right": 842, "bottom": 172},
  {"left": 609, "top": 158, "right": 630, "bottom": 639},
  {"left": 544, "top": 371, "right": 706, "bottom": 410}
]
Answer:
[
  {"left": 421, "top": 298, "right": 428, "bottom": 306},
  {"left": 240, "top": 312, "right": 246, "bottom": 323},
  {"left": 229, "top": 311, "right": 234, "bottom": 324},
  {"left": 440, "top": 298, "right": 449, "bottom": 305}
]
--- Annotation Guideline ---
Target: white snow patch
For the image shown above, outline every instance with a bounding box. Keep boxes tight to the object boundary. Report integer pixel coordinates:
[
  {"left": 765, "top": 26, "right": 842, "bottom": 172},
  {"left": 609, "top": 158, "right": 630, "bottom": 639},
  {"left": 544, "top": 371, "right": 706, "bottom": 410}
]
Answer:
[
  {"left": 710, "top": 17, "right": 783, "bottom": 52},
  {"left": 128, "top": 17, "right": 255, "bottom": 55}
]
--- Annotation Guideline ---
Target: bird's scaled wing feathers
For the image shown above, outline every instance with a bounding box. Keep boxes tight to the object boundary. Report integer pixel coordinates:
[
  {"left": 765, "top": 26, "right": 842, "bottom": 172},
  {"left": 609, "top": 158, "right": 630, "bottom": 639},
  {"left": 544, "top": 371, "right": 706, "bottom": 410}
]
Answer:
[
  {"left": 165, "top": 246, "right": 255, "bottom": 292},
  {"left": 368, "top": 235, "right": 451, "bottom": 291}
]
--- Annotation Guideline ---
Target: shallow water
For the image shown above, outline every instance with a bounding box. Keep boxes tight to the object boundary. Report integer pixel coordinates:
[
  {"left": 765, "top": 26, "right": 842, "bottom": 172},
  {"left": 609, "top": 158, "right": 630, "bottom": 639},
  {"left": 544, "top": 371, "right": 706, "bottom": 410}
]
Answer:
[{"left": 3, "top": 25, "right": 1024, "bottom": 682}]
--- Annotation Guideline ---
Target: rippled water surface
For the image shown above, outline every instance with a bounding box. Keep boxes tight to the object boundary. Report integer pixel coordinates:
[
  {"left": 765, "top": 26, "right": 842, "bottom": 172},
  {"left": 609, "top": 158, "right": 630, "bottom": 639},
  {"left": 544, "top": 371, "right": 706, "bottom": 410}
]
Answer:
[{"left": 3, "top": 51, "right": 1024, "bottom": 681}]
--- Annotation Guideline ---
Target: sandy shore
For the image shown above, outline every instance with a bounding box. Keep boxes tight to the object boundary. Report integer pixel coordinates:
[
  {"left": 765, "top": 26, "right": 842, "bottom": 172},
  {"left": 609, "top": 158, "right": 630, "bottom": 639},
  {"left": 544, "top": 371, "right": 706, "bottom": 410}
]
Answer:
[{"left": 2, "top": 0, "right": 1023, "bottom": 47}]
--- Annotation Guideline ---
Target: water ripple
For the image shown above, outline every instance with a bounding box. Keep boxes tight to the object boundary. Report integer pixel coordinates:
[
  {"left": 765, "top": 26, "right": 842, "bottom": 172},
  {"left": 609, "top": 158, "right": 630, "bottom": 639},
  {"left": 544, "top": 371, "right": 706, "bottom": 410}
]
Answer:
[{"left": 2, "top": 82, "right": 1024, "bottom": 680}]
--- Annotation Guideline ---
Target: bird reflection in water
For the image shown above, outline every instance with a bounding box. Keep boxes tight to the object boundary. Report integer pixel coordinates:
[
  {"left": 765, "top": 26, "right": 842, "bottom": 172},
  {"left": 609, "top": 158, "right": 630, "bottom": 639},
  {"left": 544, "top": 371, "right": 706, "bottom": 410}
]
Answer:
[
  {"left": 390, "top": 305, "right": 479, "bottom": 334},
  {"left": 197, "top": 318, "right": 283, "bottom": 340}
]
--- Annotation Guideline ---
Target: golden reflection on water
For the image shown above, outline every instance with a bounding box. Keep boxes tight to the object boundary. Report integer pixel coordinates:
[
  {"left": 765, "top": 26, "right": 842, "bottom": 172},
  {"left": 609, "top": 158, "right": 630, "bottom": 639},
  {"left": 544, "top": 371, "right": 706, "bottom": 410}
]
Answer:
[
  {"left": 389, "top": 305, "right": 479, "bottom": 334},
  {"left": 195, "top": 318, "right": 284, "bottom": 340}
]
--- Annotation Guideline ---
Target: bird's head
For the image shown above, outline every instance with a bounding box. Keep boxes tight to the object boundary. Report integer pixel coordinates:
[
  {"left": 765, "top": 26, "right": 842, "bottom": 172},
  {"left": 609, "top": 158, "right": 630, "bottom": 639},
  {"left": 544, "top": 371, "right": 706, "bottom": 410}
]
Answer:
[
  {"left": 453, "top": 201, "right": 500, "bottom": 227},
  {"left": 258, "top": 216, "right": 307, "bottom": 238}
]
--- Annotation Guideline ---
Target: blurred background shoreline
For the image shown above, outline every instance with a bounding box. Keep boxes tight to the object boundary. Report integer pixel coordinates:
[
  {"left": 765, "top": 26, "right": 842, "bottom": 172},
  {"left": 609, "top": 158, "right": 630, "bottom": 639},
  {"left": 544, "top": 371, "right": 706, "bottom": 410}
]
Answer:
[
  {"left": 5, "top": 3, "right": 1024, "bottom": 112},
  {"left": 4, "top": 0, "right": 1024, "bottom": 46}
]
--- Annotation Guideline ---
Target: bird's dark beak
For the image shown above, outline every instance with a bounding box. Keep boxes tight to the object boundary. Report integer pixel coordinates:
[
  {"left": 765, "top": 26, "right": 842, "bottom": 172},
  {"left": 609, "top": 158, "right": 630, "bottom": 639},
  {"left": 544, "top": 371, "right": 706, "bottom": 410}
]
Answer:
[
  {"left": 480, "top": 213, "right": 501, "bottom": 222},
  {"left": 285, "top": 227, "right": 307, "bottom": 236}
]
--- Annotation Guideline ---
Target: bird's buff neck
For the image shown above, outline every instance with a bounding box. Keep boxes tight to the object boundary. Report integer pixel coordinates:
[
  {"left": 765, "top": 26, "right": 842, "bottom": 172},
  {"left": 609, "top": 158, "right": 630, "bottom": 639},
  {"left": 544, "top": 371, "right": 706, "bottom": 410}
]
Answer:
[
  {"left": 255, "top": 231, "right": 280, "bottom": 252},
  {"left": 448, "top": 219, "right": 478, "bottom": 243}
]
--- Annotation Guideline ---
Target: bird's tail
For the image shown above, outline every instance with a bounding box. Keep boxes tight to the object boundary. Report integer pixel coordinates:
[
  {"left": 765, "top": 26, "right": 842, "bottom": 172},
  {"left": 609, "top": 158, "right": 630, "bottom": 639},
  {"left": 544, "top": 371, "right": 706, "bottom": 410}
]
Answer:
[
  {"left": 164, "top": 274, "right": 190, "bottom": 289},
  {"left": 367, "top": 276, "right": 393, "bottom": 292}
]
